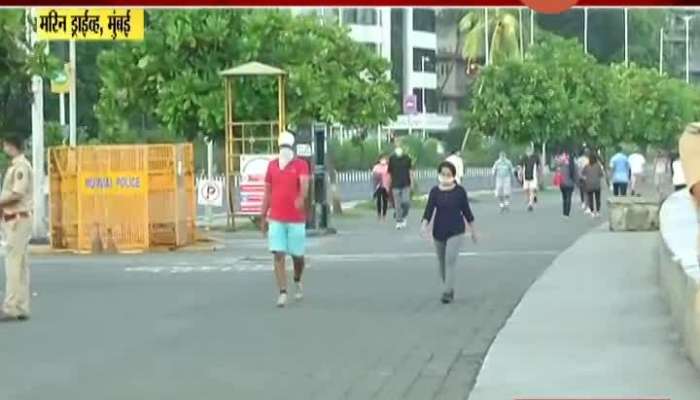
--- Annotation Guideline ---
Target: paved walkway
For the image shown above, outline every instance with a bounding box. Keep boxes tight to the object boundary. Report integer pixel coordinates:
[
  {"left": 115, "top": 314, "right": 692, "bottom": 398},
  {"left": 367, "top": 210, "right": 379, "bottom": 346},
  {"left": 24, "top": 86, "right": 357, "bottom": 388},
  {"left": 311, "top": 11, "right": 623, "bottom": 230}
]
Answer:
[
  {"left": 469, "top": 228, "right": 700, "bottom": 400},
  {"left": 1, "top": 191, "right": 599, "bottom": 400}
]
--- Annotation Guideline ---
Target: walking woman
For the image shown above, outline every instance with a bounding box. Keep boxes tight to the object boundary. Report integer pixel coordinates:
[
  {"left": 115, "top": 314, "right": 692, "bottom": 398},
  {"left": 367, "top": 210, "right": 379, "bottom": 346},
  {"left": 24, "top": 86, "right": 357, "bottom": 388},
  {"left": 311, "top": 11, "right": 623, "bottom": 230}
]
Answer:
[
  {"left": 576, "top": 150, "right": 589, "bottom": 210},
  {"left": 372, "top": 156, "right": 390, "bottom": 221},
  {"left": 556, "top": 151, "right": 577, "bottom": 217},
  {"left": 421, "top": 162, "right": 478, "bottom": 304},
  {"left": 582, "top": 153, "right": 605, "bottom": 217}
]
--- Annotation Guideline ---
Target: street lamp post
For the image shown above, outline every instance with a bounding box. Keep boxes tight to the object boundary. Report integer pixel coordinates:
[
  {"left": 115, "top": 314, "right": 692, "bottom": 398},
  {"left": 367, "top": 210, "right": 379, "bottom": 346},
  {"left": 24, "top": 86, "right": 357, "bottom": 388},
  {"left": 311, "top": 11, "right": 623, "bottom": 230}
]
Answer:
[
  {"left": 484, "top": 8, "right": 490, "bottom": 65},
  {"left": 584, "top": 7, "right": 589, "bottom": 54},
  {"left": 659, "top": 28, "right": 664, "bottom": 75},
  {"left": 26, "top": 8, "right": 47, "bottom": 240},
  {"left": 69, "top": 40, "right": 77, "bottom": 146},
  {"left": 624, "top": 8, "right": 629, "bottom": 67},
  {"left": 421, "top": 55, "right": 429, "bottom": 139},
  {"left": 684, "top": 14, "right": 694, "bottom": 84},
  {"left": 530, "top": 9, "right": 535, "bottom": 46},
  {"left": 421, "top": 56, "right": 429, "bottom": 114},
  {"left": 518, "top": 8, "right": 524, "bottom": 58}
]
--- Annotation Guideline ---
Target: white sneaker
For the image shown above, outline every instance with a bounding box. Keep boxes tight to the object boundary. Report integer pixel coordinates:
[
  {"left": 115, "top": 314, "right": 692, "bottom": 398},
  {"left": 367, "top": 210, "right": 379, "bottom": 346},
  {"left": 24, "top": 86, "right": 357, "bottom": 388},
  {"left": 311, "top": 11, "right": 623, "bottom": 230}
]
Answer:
[
  {"left": 276, "top": 292, "right": 288, "bottom": 308},
  {"left": 294, "top": 282, "right": 304, "bottom": 301},
  {"left": 395, "top": 222, "right": 402, "bottom": 230},
  {"left": 401, "top": 221, "right": 408, "bottom": 229}
]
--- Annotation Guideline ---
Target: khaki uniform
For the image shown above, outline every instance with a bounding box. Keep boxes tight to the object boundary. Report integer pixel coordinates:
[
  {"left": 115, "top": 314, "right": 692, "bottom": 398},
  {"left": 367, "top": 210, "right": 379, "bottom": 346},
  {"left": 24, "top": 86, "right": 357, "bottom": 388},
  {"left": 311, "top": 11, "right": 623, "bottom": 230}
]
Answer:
[
  {"left": 680, "top": 129, "right": 700, "bottom": 193},
  {"left": 1, "top": 154, "right": 33, "bottom": 318}
]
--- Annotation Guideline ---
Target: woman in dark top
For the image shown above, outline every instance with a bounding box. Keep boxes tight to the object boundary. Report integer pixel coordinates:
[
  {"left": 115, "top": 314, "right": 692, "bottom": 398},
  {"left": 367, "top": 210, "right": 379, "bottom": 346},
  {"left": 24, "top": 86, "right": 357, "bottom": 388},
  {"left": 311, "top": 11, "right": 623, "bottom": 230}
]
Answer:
[
  {"left": 557, "top": 151, "right": 578, "bottom": 217},
  {"left": 421, "top": 162, "right": 478, "bottom": 304},
  {"left": 582, "top": 153, "right": 605, "bottom": 217}
]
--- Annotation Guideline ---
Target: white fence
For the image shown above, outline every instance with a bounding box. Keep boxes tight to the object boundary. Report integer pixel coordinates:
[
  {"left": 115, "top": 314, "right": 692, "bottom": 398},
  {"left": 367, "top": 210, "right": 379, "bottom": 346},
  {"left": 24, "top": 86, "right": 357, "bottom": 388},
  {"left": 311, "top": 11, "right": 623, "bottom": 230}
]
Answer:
[{"left": 196, "top": 167, "right": 492, "bottom": 187}]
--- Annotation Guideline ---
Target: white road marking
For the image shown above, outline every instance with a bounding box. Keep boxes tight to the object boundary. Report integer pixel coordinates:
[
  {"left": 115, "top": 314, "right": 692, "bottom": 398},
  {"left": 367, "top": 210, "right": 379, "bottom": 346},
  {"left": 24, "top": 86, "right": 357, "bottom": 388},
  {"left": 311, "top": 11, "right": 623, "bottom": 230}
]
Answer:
[{"left": 123, "top": 250, "right": 558, "bottom": 274}]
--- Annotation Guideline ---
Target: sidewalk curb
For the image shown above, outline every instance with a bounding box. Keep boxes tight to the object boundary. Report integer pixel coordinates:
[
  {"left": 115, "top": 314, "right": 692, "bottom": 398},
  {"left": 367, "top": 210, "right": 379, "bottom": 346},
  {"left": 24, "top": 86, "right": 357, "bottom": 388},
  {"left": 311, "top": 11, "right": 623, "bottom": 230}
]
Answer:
[{"left": 29, "top": 234, "right": 226, "bottom": 256}]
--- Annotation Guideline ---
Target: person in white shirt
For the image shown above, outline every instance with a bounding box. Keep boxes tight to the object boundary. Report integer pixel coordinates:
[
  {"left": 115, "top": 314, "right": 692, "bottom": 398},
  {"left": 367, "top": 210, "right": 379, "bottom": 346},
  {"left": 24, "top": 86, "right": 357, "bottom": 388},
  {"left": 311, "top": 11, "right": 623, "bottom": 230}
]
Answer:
[
  {"left": 576, "top": 151, "right": 590, "bottom": 209},
  {"left": 671, "top": 152, "right": 686, "bottom": 191},
  {"left": 445, "top": 150, "right": 464, "bottom": 184},
  {"left": 628, "top": 152, "right": 646, "bottom": 196}
]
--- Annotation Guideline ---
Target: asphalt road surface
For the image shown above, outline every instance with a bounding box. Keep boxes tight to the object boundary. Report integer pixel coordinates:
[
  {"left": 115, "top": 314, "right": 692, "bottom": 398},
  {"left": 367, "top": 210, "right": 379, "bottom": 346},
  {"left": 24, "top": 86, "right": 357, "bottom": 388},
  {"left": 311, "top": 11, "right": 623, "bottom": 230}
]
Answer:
[{"left": 1, "top": 190, "right": 603, "bottom": 400}]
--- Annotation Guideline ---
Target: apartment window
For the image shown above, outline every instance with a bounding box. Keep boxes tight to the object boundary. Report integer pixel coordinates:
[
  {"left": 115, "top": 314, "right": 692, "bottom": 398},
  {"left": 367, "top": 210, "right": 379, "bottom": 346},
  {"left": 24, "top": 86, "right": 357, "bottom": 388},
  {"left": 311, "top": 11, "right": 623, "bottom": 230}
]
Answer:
[
  {"left": 412, "top": 88, "right": 437, "bottom": 114},
  {"left": 413, "top": 48, "right": 436, "bottom": 72},
  {"left": 413, "top": 9, "right": 436, "bottom": 33},
  {"left": 439, "top": 101, "right": 449, "bottom": 114},
  {"left": 342, "top": 8, "right": 377, "bottom": 25}
]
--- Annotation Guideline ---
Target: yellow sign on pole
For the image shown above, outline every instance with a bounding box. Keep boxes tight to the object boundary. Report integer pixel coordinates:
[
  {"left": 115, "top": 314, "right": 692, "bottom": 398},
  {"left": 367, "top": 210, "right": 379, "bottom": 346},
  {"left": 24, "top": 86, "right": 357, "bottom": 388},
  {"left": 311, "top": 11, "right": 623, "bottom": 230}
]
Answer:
[
  {"left": 36, "top": 8, "right": 144, "bottom": 41},
  {"left": 50, "top": 63, "right": 70, "bottom": 94}
]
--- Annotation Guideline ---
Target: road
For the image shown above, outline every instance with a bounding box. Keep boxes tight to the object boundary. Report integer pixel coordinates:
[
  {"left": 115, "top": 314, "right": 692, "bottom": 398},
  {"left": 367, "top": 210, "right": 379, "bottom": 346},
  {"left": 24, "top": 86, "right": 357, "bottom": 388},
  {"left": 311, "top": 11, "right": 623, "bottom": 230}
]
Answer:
[{"left": 1, "top": 190, "right": 602, "bottom": 400}]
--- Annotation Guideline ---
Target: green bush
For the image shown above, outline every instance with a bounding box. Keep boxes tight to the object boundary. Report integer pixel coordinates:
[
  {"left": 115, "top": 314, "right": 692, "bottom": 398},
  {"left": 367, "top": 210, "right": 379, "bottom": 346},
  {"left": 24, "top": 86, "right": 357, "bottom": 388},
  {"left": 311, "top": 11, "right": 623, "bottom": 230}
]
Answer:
[{"left": 421, "top": 138, "right": 443, "bottom": 168}]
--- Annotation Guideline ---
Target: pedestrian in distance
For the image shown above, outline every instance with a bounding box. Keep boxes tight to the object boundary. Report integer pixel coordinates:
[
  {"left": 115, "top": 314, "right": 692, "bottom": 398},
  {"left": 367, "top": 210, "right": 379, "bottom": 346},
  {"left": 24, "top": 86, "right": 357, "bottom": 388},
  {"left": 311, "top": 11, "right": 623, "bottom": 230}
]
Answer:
[
  {"left": 260, "top": 132, "right": 310, "bottom": 308},
  {"left": 576, "top": 150, "right": 590, "bottom": 210},
  {"left": 581, "top": 153, "right": 605, "bottom": 218},
  {"left": 671, "top": 152, "right": 686, "bottom": 192},
  {"left": 554, "top": 150, "right": 577, "bottom": 218},
  {"left": 420, "top": 161, "right": 477, "bottom": 304},
  {"left": 388, "top": 140, "right": 414, "bottom": 230},
  {"left": 445, "top": 149, "right": 464, "bottom": 184},
  {"left": 0, "top": 133, "right": 34, "bottom": 322},
  {"left": 372, "top": 155, "right": 391, "bottom": 222},
  {"left": 492, "top": 151, "right": 514, "bottom": 212},
  {"left": 609, "top": 146, "right": 631, "bottom": 197},
  {"left": 519, "top": 146, "right": 541, "bottom": 212},
  {"left": 628, "top": 151, "right": 647, "bottom": 196},
  {"left": 653, "top": 150, "right": 671, "bottom": 197}
]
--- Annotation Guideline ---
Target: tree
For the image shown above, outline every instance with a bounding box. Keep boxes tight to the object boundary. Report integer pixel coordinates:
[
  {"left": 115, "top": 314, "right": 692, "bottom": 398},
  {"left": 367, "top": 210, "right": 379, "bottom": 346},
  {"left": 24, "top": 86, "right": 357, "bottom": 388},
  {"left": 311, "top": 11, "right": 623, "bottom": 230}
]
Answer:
[
  {"left": 465, "top": 34, "right": 700, "bottom": 153},
  {"left": 95, "top": 10, "right": 398, "bottom": 143},
  {"left": 0, "top": 10, "right": 58, "bottom": 136},
  {"left": 466, "top": 37, "right": 607, "bottom": 149}
]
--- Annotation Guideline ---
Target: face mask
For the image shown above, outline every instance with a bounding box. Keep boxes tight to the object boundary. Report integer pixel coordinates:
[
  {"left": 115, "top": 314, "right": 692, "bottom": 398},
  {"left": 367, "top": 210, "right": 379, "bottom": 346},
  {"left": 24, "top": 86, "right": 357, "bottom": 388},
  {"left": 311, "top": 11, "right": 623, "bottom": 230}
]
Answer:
[
  {"left": 279, "top": 147, "right": 294, "bottom": 168},
  {"left": 380, "top": 159, "right": 387, "bottom": 165},
  {"left": 438, "top": 175, "right": 455, "bottom": 186},
  {"left": 395, "top": 148, "right": 404, "bottom": 157}
]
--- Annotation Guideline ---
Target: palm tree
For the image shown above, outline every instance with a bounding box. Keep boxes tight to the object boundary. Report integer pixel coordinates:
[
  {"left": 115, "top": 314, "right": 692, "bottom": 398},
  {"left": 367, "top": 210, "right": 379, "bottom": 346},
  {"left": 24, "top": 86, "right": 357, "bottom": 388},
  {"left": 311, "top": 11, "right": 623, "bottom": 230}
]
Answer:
[
  {"left": 458, "top": 9, "right": 523, "bottom": 151},
  {"left": 459, "top": 9, "right": 521, "bottom": 70}
]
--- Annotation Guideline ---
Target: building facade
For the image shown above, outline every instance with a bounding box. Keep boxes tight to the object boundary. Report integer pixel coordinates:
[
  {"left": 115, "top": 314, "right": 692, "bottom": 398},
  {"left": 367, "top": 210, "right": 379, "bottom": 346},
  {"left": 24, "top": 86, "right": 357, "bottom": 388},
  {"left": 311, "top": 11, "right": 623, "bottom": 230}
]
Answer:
[
  {"left": 294, "top": 8, "right": 453, "bottom": 134},
  {"left": 663, "top": 9, "right": 700, "bottom": 82}
]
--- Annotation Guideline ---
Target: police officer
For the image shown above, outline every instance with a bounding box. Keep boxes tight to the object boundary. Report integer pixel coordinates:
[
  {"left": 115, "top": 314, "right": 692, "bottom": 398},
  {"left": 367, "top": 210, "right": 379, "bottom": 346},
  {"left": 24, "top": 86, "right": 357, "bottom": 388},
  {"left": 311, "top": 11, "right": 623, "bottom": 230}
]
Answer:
[{"left": 0, "top": 133, "right": 33, "bottom": 322}]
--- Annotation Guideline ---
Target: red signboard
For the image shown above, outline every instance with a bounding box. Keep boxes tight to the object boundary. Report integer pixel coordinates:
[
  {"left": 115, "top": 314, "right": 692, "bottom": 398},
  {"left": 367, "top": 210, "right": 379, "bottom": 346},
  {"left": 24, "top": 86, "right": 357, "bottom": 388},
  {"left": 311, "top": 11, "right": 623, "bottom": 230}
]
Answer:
[{"left": 238, "top": 154, "right": 275, "bottom": 216}]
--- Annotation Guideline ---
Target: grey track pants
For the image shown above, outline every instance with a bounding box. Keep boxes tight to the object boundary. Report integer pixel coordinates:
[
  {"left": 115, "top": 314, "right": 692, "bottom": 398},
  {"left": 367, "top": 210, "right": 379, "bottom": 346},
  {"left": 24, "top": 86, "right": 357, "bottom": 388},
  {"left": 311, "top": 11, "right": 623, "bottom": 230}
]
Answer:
[
  {"left": 392, "top": 187, "right": 411, "bottom": 223},
  {"left": 434, "top": 234, "right": 464, "bottom": 294}
]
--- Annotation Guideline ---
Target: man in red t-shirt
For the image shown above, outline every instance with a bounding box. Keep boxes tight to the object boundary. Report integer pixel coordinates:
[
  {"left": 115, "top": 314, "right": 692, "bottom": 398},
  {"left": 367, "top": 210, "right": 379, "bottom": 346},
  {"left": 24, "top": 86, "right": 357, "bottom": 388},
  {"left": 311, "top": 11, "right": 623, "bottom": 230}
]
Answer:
[{"left": 260, "top": 132, "right": 310, "bottom": 307}]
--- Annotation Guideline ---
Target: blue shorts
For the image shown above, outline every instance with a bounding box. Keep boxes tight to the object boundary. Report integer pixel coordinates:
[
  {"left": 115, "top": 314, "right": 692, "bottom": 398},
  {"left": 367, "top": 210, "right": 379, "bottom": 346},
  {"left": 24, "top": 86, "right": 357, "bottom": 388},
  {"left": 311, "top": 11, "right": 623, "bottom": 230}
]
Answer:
[{"left": 268, "top": 221, "right": 306, "bottom": 257}]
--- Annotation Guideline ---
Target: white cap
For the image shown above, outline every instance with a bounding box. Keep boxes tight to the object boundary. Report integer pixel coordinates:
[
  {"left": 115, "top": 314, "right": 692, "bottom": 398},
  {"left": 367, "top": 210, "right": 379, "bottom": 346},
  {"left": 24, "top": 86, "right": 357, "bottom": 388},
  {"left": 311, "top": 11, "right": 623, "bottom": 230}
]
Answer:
[{"left": 278, "top": 131, "right": 295, "bottom": 147}]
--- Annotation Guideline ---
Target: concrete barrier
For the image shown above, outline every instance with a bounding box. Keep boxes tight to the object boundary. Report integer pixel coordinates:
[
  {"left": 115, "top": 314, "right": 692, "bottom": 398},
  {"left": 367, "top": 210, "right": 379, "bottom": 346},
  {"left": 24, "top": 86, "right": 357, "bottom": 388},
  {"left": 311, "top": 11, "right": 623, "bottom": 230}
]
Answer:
[
  {"left": 608, "top": 196, "right": 660, "bottom": 231},
  {"left": 657, "top": 189, "right": 700, "bottom": 369}
]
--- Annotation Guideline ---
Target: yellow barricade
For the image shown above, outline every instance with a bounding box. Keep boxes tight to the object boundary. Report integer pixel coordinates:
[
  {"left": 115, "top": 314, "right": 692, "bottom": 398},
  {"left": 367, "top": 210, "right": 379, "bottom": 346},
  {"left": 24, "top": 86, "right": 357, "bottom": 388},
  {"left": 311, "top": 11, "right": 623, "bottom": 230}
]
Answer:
[{"left": 48, "top": 144, "right": 196, "bottom": 252}]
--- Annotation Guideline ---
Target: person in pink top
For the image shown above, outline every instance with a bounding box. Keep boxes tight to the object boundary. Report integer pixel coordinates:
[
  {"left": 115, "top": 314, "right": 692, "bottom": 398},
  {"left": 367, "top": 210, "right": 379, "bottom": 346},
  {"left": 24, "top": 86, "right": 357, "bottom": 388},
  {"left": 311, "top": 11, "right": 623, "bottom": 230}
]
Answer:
[{"left": 372, "top": 156, "right": 391, "bottom": 221}]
